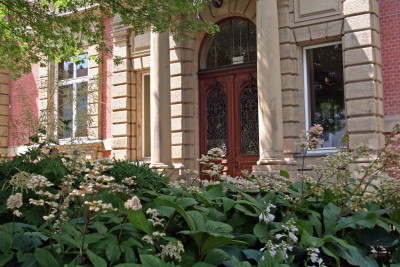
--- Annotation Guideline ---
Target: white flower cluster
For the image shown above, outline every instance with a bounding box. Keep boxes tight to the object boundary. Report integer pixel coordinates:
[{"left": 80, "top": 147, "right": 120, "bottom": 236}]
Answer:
[
  {"left": 7, "top": 193, "right": 23, "bottom": 217},
  {"left": 85, "top": 200, "right": 117, "bottom": 213},
  {"left": 158, "top": 241, "right": 185, "bottom": 262},
  {"left": 124, "top": 196, "right": 142, "bottom": 211},
  {"left": 261, "top": 240, "right": 293, "bottom": 261},
  {"left": 146, "top": 208, "right": 164, "bottom": 227},
  {"left": 27, "top": 174, "right": 53, "bottom": 191},
  {"left": 142, "top": 231, "right": 166, "bottom": 245},
  {"left": 220, "top": 174, "right": 259, "bottom": 191},
  {"left": 307, "top": 247, "right": 326, "bottom": 267},
  {"left": 258, "top": 204, "right": 276, "bottom": 224},
  {"left": 123, "top": 176, "right": 136, "bottom": 187}
]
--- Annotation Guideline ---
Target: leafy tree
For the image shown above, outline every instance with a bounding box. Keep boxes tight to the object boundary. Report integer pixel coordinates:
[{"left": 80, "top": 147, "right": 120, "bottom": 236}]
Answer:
[{"left": 0, "top": 0, "right": 217, "bottom": 75}]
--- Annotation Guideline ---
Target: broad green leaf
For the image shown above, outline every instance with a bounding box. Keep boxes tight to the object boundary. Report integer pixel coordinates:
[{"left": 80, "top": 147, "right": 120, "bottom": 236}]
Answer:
[
  {"left": 126, "top": 210, "right": 152, "bottom": 235},
  {"left": 84, "top": 233, "right": 105, "bottom": 244},
  {"left": 106, "top": 243, "right": 121, "bottom": 262},
  {"left": 300, "top": 230, "right": 324, "bottom": 247},
  {"left": 154, "top": 197, "right": 195, "bottom": 230},
  {"left": 34, "top": 248, "right": 58, "bottom": 267},
  {"left": 323, "top": 235, "right": 357, "bottom": 250},
  {"left": 242, "top": 249, "right": 263, "bottom": 262},
  {"left": 253, "top": 223, "right": 270, "bottom": 243},
  {"left": 0, "top": 232, "right": 12, "bottom": 253},
  {"left": 308, "top": 212, "right": 322, "bottom": 237},
  {"left": 0, "top": 254, "right": 13, "bottom": 267},
  {"left": 222, "top": 197, "right": 236, "bottom": 212},
  {"left": 334, "top": 212, "right": 378, "bottom": 232},
  {"left": 86, "top": 249, "right": 107, "bottom": 267},
  {"left": 279, "top": 170, "right": 290, "bottom": 179},
  {"left": 187, "top": 210, "right": 206, "bottom": 231},
  {"left": 204, "top": 220, "right": 233, "bottom": 235},
  {"left": 321, "top": 246, "right": 340, "bottom": 266},
  {"left": 235, "top": 204, "right": 259, "bottom": 217},
  {"left": 204, "top": 249, "right": 229, "bottom": 265},
  {"left": 192, "top": 263, "right": 216, "bottom": 267},
  {"left": 120, "top": 246, "right": 137, "bottom": 263},
  {"left": 140, "top": 254, "right": 175, "bottom": 267},
  {"left": 201, "top": 236, "right": 246, "bottom": 256},
  {"left": 323, "top": 203, "right": 340, "bottom": 234},
  {"left": 94, "top": 222, "right": 108, "bottom": 234},
  {"left": 205, "top": 185, "right": 224, "bottom": 200},
  {"left": 355, "top": 228, "right": 398, "bottom": 247},
  {"left": 13, "top": 232, "right": 43, "bottom": 251}
]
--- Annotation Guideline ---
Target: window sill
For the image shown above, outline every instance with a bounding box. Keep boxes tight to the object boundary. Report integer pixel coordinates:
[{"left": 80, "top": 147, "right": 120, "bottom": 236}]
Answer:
[
  {"left": 294, "top": 148, "right": 340, "bottom": 158},
  {"left": 57, "top": 137, "right": 103, "bottom": 146}
]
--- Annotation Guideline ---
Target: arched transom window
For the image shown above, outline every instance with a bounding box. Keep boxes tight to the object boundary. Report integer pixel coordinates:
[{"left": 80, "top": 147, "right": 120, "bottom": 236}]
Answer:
[{"left": 200, "top": 18, "right": 256, "bottom": 70}]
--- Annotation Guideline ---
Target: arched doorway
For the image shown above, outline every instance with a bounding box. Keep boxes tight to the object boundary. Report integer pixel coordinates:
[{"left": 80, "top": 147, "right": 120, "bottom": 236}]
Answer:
[{"left": 199, "top": 18, "right": 258, "bottom": 177}]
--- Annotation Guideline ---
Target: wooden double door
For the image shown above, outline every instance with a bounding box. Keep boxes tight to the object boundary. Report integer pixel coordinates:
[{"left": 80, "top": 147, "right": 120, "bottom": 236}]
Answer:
[{"left": 199, "top": 63, "right": 259, "bottom": 177}]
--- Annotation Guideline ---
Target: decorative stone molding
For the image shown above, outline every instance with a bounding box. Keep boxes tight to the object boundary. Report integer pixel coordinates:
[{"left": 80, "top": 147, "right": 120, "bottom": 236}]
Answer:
[{"left": 294, "top": 0, "right": 342, "bottom": 23}]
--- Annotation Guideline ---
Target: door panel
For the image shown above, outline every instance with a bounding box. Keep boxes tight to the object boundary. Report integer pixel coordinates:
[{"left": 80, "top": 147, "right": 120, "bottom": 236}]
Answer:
[{"left": 199, "top": 64, "right": 258, "bottom": 177}]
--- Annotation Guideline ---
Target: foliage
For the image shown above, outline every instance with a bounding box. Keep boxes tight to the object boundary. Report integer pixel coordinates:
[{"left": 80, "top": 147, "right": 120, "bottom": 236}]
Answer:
[
  {"left": 105, "top": 160, "right": 168, "bottom": 192},
  {"left": 0, "top": 0, "right": 218, "bottom": 75},
  {"left": 0, "top": 126, "right": 400, "bottom": 266}
]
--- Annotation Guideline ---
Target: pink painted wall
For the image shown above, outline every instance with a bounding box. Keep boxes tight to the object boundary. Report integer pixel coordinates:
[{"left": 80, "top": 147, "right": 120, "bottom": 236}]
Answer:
[{"left": 8, "top": 64, "right": 39, "bottom": 147}]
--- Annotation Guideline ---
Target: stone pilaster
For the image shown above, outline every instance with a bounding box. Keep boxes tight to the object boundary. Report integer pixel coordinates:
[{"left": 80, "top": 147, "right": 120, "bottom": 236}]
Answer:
[
  {"left": 343, "top": 0, "right": 384, "bottom": 149},
  {"left": 111, "top": 17, "right": 134, "bottom": 160},
  {"left": 150, "top": 31, "right": 173, "bottom": 168},
  {"left": 0, "top": 70, "right": 9, "bottom": 158},
  {"left": 278, "top": 0, "right": 300, "bottom": 156},
  {"left": 170, "top": 37, "right": 195, "bottom": 170},
  {"left": 254, "top": 0, "right": 286, "bottom": 173}
]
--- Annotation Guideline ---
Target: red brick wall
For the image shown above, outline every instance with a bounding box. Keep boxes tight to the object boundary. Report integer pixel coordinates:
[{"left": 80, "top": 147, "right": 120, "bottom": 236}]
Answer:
[
  {"left": 8, "top": 64, "right": 39, "bottom": 147},
  {"left": 380, "top": 0, "right": 400, "bottom": 115}
]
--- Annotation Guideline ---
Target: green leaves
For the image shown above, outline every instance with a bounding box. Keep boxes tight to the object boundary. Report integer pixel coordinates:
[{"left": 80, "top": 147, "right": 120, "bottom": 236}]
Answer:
[
  {"left": 87, "top": 249, "right": 107, "bottom": 267},
  {"left": 323, "top": 203, "right": 341, "bottom": 234},
  {"left": 34, "top": 248, "right": 59, "bottom": 267}
]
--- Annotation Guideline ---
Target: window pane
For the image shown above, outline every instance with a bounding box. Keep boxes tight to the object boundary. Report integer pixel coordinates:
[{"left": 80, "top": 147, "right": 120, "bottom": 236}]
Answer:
[
  {"left": 143, "top": 75, "right": 151, "bottom": 158},
  {"left": 205, "top": 18, "right": 256, "bottom": 69},
  {"left": 307, "top": 44, "right": 345, "bottom": 148},
  {"left": 58, "top": 85, "right": 73, "bottom": 139},
  {"left": 75, "top": 82, "right": 88, "bottom": 137},
  {"left": 58, "top": 60, "right": 74, "bottom": 80},
  {"left": 76, "top": 54, "right": 88, "bottom": 78}
]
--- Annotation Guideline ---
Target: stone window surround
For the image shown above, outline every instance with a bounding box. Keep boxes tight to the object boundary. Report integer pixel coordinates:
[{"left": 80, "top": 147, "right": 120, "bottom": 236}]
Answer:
[{"left": 55, "top": 54, "right": 89, "bottom": 140}]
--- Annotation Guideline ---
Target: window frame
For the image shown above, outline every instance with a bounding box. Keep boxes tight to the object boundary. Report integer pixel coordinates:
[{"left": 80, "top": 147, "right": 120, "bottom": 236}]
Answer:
[
  {"left": 303, "top": 41, "right": 345, "bottom": 151},
  {"left": 141, "top": 73, "right": 151, "bottom": 162},
  {"left": 55, "top": 54, "right": 89, "bottom": 140}
]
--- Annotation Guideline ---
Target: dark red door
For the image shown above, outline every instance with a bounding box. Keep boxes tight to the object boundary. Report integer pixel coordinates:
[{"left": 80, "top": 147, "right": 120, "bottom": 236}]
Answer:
[{"left": 199, "top": 63, "right": 259, "bottom": 177}]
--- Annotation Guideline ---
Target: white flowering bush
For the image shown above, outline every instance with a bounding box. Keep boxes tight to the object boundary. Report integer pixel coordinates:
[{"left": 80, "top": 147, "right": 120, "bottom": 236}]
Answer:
[{"left": 0, "top": 126, "right": 400, "bottom": 266}]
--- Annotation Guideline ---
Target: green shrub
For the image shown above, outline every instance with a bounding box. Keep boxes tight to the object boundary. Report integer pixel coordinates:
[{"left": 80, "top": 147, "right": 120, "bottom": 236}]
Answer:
[
  {"left": 106, "top": 160, "right": 168, "bottom": 191},
  {"left": 1, "top": 126, "right": 400, "bottom": 266}
]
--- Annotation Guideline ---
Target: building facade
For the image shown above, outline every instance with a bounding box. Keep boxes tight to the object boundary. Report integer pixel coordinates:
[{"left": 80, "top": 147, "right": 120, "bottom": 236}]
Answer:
[{"left": 0, "top": 0, "right": 399, "bottom": 177}]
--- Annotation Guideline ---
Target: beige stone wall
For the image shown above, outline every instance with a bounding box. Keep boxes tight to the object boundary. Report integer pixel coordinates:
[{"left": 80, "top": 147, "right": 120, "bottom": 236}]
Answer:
[
  {"left": 342, "top": 0, "right": 384, "bottom": 149},
  {"left": 107, "top": 0, "right": 385, "bottom": 171},
  {"left": 111, "top": 17, "right": 135, "bottom": 160},
  {"left": 0, "top": 70, "right": 9, "bottom": 158}
]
